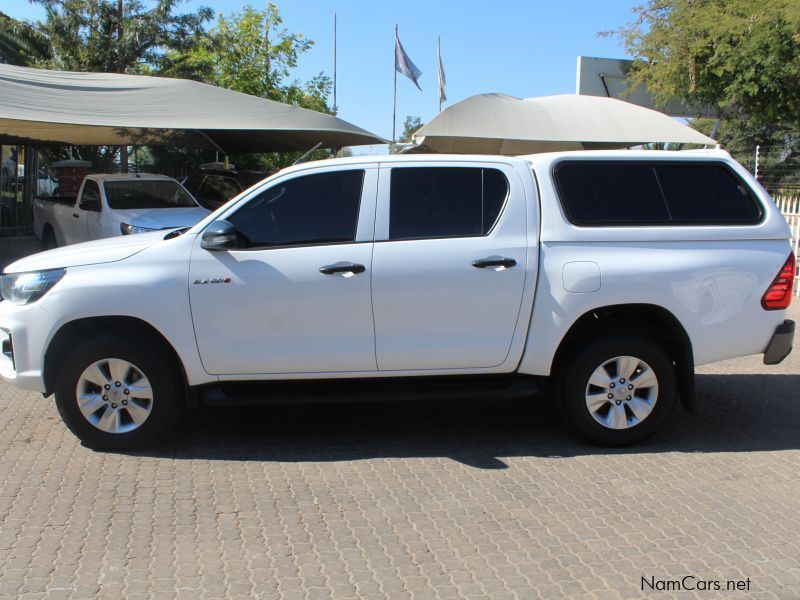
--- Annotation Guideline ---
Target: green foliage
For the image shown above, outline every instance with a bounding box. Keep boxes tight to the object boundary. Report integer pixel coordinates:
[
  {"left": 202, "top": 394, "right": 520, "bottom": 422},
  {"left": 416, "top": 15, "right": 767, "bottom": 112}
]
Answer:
[
  {"left": 29, "top": 0, "right": 212, "bottom": 72},
  {"left": 611, "top": 0, "right": 800, "bottom": 128},
  {"left": 158, "top": 5, "right": 330, "bottom": 110},
  {"left": 0, "top": 11, "right": 51, "bottom": 65},
  {"left": 692, "top": 118, "right": 800, "bottom": 191},
  {"left": 400, "top": 116, "right": 423, "bottom": 143}
]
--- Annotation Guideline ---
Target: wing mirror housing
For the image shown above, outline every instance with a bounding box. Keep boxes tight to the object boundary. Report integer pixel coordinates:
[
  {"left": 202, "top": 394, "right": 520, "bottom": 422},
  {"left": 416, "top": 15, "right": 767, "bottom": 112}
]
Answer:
[{"left": 201, "top": 220, "right": 238, "bottom": 250}]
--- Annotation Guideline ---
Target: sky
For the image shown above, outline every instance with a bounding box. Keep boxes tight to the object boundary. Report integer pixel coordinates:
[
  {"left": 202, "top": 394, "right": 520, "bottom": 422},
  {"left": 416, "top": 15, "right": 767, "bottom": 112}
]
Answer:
[{"left": 4, "top": 0, "right": 640, "bottom": 150}]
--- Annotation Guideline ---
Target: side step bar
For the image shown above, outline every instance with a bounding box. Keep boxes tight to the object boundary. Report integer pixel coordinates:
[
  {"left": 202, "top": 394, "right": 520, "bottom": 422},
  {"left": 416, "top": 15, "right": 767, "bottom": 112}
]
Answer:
[{"left": 195, "top": 374, "right": 546, "bottom": 406}]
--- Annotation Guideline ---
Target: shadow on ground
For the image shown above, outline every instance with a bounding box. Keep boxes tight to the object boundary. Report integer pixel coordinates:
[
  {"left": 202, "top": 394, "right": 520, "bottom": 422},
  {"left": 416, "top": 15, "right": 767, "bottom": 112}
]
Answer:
[{"left": 127, "top": 374, "right": 800, "bottom": 468}]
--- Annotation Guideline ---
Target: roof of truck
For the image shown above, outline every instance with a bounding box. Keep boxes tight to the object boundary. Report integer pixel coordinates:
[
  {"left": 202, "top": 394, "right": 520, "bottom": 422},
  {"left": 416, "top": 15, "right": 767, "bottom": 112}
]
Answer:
[
  {"left": 275, "top": 148, "right": 734, "bottom": 176},
  {"left": 523, "top": 148, "right": 733, "bottom": 168}
]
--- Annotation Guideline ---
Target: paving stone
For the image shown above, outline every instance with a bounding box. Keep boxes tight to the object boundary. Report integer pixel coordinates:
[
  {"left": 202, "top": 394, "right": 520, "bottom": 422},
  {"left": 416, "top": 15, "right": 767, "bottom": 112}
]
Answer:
[{"left": 0, "top": 304, "right": 798, "bottom": 599}]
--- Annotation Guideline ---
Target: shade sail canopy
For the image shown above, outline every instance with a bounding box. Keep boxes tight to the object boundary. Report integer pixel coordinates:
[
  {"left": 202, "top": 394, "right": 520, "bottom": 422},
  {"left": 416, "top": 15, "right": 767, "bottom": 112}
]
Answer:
[
  {"left": 0, "top": 64, "right": 385, "bottom": 152},
  {"left": 413, "top": 93, "right": 716, "bottom": 154}
]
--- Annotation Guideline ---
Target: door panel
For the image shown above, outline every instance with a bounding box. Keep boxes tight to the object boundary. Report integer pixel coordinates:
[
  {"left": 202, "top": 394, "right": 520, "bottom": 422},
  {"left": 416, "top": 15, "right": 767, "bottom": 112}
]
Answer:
[
  {"left": 84, "top": 208, "right": 104, "bottom": 240},
  {"left": 372, "top": 164, "right": 529, "bottom": 371},
  {"left": 189, "top": 166, "right": 378, "bottom": 375},
  {"left": 60, "top": 206, "right": 86, "bottom": 245},
  {"left": 69, "top": 180, "right": 100, "bottom": 243},
  {"left": 189, "top": 241, "right": 376, "bottom": 374}
]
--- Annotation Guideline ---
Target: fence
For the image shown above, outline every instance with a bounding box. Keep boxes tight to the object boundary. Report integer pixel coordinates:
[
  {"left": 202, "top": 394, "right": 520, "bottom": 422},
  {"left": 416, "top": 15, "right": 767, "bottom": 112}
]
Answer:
[{"left": 775, "top": 194, "right": 800, "bottom": 297}]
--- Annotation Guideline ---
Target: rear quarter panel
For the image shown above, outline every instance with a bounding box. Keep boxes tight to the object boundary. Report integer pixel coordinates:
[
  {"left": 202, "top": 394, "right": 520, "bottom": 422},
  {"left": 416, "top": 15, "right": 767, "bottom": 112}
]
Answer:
[
  {"left": 518, "top": 151, "right": 793, "bottom": 375},
  {"left": 33, "top": 197, "right": 75, "bottom": 244},
  {"left": 518, "top": 239, "right": 791, "bottom": 376}
]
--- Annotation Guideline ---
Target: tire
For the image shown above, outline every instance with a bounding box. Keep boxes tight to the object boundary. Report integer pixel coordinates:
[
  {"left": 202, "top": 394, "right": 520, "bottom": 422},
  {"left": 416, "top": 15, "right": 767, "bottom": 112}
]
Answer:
[
  {"left": 557, "top": 335, "right": 677, "bottom": 446},
  {"left": 41, "top": 228, "right": 57, "bottom": 251},
  {"left": 54, "top": 336, "right": 183, "bottom": 451}
]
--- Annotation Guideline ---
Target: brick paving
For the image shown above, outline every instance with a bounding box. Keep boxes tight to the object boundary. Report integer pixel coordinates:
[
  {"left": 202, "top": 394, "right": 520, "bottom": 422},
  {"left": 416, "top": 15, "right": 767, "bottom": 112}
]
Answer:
[{"left": 0, "top": 305, "right": 798, "bottom": 599}]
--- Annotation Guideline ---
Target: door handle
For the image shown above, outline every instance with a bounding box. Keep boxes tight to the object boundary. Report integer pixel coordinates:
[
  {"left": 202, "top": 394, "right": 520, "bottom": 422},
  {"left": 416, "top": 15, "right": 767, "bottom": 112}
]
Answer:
[
  {"left": 319, "top": 262, "right": 366, "bottom": 275},
  {"left": 472, "top": 257, "right": 517, "bottom": 269},
  {"left": 72, "top": 213, "right": 80, "bottom": 218}
]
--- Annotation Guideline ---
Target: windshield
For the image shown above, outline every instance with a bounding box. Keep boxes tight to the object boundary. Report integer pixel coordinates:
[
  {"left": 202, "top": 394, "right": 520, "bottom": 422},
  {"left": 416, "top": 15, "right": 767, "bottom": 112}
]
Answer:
[{"left": 104, "top": 180, "right": 197, "bottom": 210}]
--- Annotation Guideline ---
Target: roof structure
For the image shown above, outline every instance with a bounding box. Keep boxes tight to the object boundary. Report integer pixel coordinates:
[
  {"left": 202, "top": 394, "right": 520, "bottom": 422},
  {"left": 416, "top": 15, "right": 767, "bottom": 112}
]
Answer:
[
  {"left": 0, "top": 64, "right": 385, "bottom": 152},
  {"left": 413, "top": 93, "right": 717, "bottom": 155}
]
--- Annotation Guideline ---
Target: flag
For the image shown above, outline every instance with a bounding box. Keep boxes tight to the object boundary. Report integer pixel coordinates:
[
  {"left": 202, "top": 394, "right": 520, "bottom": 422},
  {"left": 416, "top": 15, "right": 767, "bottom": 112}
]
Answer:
[
  {"left": 437, "top": 38, "right": 446, "bottom": 105},
  {"left": 395, "top": 32, "right": 422, "bottom": 91}
]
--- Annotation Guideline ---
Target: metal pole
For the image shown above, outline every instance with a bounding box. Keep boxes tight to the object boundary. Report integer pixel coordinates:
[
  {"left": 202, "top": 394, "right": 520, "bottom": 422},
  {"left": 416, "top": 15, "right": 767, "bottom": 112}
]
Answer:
[
  {"left": 118, "top": 0, "right": 128, "bottom": 173},
  {"left": 392, "top": 25, "right": 398, "bottom": 146},
  {"left": 333, "top": 12, "right": 337, "bottom": 114}
]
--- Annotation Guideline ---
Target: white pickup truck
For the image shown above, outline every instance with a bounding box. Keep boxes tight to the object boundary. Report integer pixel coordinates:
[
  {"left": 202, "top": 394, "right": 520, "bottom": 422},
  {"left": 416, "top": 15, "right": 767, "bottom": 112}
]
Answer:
[
  {"left": 33, "top": 173, "right": 210, "bottom": 248},
  {"left": 0, "top": 150, "right": 794, "bottom": 450}
]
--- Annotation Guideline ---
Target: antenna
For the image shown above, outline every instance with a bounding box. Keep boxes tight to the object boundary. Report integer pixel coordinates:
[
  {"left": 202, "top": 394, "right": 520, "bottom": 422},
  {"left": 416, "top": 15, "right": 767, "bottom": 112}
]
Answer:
[{"left": 292, "top": 142, "right": 323, "bottom": 165}]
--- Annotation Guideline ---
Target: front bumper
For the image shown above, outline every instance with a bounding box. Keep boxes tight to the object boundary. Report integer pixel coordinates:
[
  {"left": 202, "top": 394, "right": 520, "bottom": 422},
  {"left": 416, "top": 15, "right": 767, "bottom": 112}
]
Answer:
[
  {"left": 763, "top": 320, "right": 795, "bottom": 365},
  {"left": 0, "top": 302, "right": 49, "bottom": 393}
]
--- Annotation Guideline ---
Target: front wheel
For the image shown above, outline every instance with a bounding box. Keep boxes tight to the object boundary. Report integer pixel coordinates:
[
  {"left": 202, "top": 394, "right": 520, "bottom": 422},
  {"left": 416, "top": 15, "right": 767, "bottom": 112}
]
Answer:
[
  {"left": 55, "top": 336, "right": 183, "bottom": 450},
  {"left": 558, "top": 335, "right": 677, "bottom": 446}
]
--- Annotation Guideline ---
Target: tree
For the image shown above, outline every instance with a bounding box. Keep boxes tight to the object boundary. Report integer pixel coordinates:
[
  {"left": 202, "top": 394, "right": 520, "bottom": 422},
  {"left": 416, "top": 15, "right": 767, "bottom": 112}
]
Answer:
[
  {"left": 158, "top": 5, "right": 330, "bottom": 110},
  {"left": 692, "top": 118, "right": 800, "bottom": 191},
  {"left": 400, "top": 116, "right": 423, "bottom": 143},
  {"left": 30, "top": 0, "right": 212, "bottom": 73},
  {"left": 611, "top": 0, "right": 800, "bottom": 129},
  {"left": 0, "top": 11, "right": 50, "bottom": 65}
]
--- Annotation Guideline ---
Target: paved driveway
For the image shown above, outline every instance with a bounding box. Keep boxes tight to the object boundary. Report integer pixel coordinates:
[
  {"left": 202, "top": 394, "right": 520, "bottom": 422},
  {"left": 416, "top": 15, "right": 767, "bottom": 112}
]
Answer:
[{"left": 0, "top": 306, "right": 798, "bottom": 599}]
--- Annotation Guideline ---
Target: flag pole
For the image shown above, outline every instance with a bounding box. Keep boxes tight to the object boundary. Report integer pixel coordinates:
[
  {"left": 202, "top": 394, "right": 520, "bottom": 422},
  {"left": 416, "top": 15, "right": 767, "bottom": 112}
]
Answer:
[
  {"left": 333, "top": 12, "right": 337, "bottom": 114},
  {"left": 392, "top": 24, "right": 398, "bottom": 145}
]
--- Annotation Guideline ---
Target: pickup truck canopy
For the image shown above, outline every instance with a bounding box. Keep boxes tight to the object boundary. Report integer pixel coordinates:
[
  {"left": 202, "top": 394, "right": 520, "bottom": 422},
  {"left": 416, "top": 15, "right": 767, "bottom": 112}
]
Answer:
[{"left": 0, "top": 64, "right": 385, "bottom": 152}]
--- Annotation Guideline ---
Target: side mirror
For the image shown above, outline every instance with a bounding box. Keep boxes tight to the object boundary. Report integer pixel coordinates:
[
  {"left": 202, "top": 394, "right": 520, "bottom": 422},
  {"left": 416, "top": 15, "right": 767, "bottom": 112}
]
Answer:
[{"left": 201, "top": 220, "right": 238, "bottom": 250}]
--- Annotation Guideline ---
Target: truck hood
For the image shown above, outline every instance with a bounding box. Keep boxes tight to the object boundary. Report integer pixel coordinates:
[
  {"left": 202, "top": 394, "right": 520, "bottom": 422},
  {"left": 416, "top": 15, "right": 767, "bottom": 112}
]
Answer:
[
  {"left": 114, "top": 206, "right": 211, "bottom": 229},
  {"left": 4, "top": 231, "right": 167, "bottom": 273}
]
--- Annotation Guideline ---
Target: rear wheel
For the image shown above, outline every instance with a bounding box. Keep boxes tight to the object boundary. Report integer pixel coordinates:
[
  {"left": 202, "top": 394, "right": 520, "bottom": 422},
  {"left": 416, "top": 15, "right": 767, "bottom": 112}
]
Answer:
[
  {"left": 55, "top": 336, "right": 183, "bottom": 450},
  {"left": 558, "top": 335, "right": 677, "bottom": 445}
]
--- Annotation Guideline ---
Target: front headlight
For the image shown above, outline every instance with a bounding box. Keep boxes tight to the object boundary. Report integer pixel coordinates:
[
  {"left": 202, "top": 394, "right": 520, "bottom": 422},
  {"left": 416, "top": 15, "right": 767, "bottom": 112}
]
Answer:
[
  {"left": 0, "top": 269, "right": 66, "bottom": 305},
  {"left": 120, "top": 223, "right": 157, "bottom": 235}
]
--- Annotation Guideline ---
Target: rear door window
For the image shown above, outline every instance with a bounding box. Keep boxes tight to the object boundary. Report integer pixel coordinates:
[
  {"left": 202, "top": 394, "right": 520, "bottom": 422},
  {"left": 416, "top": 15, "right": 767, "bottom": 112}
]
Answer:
[
  {"left": 554, "top": 161, "right": 762, "bottom": 226},
  {"left": 389, "top": 167, "right": 509, "bottom": 240}
]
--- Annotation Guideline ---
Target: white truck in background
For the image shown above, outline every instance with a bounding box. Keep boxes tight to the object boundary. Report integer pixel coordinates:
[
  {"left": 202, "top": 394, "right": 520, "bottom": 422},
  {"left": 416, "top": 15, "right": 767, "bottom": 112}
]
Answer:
[
  {"left": 33, "top": 173, "right": 211, "bottom": 249},
  {"left": 1, "top": 150, "right": 795, "bottom": 451}
]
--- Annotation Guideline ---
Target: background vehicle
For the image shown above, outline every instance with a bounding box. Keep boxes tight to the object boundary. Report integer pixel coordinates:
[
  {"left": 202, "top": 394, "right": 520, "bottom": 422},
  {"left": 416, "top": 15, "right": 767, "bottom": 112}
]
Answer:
[
  {"left": 181, "top": 163, "right": 269, "bottom": 210},
  {"left": 33, "top": 173, "right": 210, "bottom": 248},
  {"left": 0, "top": 150, "right": 794, "bottom": 450}
]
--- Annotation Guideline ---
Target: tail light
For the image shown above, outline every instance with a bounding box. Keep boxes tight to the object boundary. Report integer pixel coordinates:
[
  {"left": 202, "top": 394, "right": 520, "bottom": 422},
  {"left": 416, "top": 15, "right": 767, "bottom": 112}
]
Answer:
[{"left": 761, "top": 252, "right": 796, "bottom": 310}]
